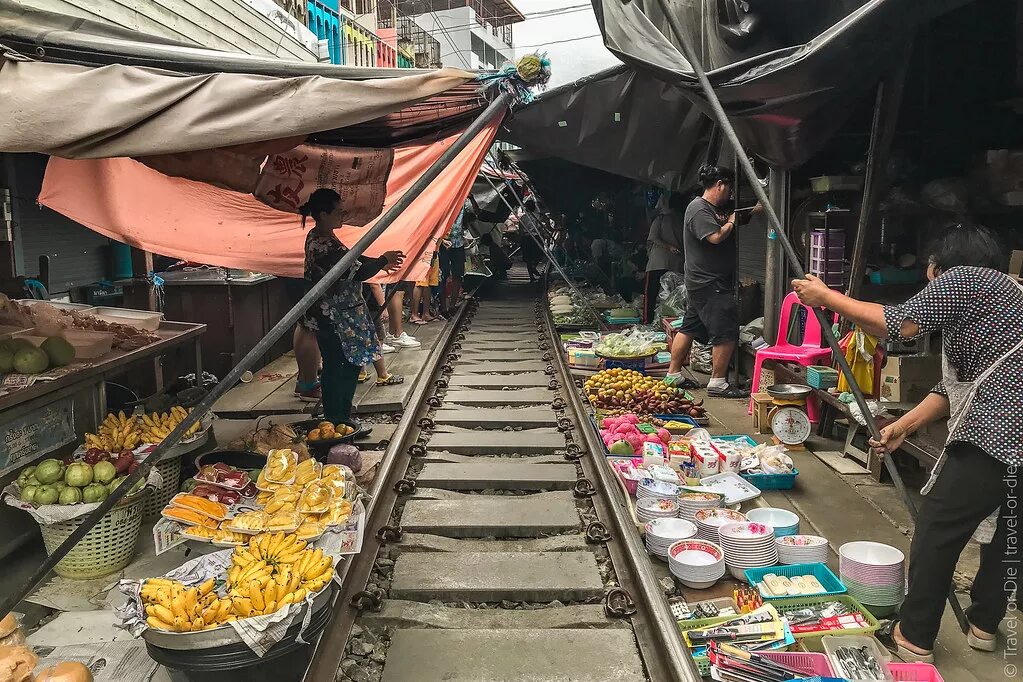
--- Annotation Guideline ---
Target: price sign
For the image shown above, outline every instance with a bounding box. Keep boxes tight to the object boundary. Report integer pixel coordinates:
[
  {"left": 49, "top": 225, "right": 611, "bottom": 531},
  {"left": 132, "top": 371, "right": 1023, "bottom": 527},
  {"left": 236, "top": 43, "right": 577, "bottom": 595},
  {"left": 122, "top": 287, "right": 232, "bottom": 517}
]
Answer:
[{"left": 0, "top": 397, "right": 76, "bottom": 472}]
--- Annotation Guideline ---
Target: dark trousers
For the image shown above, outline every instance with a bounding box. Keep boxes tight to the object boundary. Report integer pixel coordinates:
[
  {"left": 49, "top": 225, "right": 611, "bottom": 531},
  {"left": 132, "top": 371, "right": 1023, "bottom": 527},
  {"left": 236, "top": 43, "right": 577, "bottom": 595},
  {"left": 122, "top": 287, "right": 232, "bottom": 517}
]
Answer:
[
  {"left": 314, "top": 326, "right": 361, "bottom": 423},
  {"left": 644, "top": 269, "right": 667, "bottom": 324},
  {"left": 901, "top": 441, "right": 1012, "bottom": 649}
]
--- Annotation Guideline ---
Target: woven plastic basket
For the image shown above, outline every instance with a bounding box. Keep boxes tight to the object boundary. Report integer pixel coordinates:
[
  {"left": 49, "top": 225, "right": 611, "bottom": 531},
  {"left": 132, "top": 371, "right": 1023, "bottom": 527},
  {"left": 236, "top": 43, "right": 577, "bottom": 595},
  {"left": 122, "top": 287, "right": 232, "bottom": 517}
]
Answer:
[
  {"left": 141, "top": 457, "right": 183, "bottom": 521},
  {"left": 39, "top": 491, "right": 147, "bottom": 579}
]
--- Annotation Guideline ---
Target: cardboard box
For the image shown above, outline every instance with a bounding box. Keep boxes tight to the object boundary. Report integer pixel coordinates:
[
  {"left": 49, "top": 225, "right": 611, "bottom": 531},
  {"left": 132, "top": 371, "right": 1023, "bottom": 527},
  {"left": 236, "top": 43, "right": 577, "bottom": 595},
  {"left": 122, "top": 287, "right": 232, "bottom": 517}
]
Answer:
[{"left": 880, "top": 354, "right": 941, "bottom": 403}]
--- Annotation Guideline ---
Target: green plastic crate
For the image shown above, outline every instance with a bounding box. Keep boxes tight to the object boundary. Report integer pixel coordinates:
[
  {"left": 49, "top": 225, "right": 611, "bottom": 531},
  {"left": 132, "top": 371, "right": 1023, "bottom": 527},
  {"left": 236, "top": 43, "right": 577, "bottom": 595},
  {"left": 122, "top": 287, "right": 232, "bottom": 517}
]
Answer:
[{"left": 771, "top": 594, "right": 880, "bottom": 646}]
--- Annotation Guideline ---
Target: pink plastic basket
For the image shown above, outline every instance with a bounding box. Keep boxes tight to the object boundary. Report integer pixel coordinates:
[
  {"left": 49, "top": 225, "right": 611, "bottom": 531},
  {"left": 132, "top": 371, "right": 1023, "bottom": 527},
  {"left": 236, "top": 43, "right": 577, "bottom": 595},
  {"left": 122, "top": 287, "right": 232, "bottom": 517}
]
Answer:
[
  {"left": 759, "top": 651, "right": 834, "bottom": 676},
  {"left": 888, "top": 662, "right": 944, "bottom": 681}
]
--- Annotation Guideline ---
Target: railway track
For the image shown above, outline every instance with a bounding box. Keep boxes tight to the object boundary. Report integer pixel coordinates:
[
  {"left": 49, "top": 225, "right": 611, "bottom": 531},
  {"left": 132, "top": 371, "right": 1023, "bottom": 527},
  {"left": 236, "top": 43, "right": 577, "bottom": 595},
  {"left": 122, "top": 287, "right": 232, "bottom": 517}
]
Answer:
[{"left": 305, "top": 267, "right": 702, "bottom": 682}]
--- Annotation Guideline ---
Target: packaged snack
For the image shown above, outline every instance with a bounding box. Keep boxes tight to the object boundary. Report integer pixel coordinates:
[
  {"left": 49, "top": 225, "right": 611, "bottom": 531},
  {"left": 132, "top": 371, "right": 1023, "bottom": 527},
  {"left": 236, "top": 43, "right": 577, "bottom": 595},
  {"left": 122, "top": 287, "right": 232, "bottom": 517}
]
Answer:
[
  {"left": 294, "top": 458, "right": 321, "bottom": 487},
  {"left": 320, "top": 464, "right": 352, "bottom": 484},
  {"left": 263, "top": 449, "right": 298, "bottom": 485},
  {"left": 226, "top": 510, "right": 268, "bottom": 534},
  {"left": 212, "top": 528, "right": 249, "bottom": 546},
  {"left": 168, "top": 493, "right": 228, "bottom": 520},
  {"left": 162, "top": 507, "right": 220, "bottom": 528},
  {"left": 266, "top": 510, "right": 302, "bottom": 532},
  {"left": 190, "top": 484, "right": 242, "bottom": 506},
  {"left": 298, "top": 481, "right": 333, "bottom": 514},
  {"left": 264, "top": 488, "right": 300, "bottom": 515},
  {"left": 295, "top": 519, "right": 325, "bottom": 541},
  {"left": 195, "top": 463, "right": 251, "bottom": 490},
  {"left": 320, "top": 499, "right": 353, "bottom": 526},
  {"left": 180, "top": 525, "right": 217, "bottom": 542}
]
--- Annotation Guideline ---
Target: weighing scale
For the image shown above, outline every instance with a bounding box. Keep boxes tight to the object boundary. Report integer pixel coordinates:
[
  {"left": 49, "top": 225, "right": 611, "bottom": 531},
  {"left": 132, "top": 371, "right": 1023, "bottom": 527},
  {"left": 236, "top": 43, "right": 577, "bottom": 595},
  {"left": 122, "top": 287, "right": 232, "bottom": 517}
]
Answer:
[{"left": 765, "top": 384, "right": 813, "bottom": 449}]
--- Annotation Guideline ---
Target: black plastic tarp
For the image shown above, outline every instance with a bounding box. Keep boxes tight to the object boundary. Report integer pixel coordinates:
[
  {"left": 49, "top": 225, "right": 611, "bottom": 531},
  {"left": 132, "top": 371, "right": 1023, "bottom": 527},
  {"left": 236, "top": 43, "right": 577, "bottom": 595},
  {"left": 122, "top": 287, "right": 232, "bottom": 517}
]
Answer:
[
  {"left": 500, "top": 64, "right": 711, "bottom": 191},
  {"left": 590, "top": 0, "right": 973, "bottom": 169}
]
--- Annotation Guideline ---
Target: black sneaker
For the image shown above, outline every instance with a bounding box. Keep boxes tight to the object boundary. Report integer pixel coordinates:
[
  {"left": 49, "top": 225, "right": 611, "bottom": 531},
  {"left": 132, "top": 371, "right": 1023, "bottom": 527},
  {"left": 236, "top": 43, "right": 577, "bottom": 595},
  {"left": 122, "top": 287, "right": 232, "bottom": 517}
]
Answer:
[{"left": 707, "top": 385, "right": 750, "bottom": 399}]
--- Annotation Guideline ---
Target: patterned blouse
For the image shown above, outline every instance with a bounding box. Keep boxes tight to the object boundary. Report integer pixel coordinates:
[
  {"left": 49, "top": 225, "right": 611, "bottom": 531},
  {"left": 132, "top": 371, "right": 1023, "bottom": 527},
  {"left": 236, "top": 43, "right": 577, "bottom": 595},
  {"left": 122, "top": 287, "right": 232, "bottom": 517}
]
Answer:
[
  {"left": 301, "top": 230, "right": 387, "bottom": 367},
  {"left": 882, "top": 266, "right": 1023, "bottom": 466}
]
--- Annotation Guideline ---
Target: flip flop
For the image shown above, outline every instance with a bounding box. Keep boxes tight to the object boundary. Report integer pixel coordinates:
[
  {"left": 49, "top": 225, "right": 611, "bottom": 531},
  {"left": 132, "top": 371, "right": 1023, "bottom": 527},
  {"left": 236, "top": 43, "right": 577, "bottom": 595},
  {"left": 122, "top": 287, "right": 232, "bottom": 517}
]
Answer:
[
  {"left": 707, "top": 385, "right": 750, "bottom": 399},
  {"left": 376, "top": 374, "right": 405, "bottom": 386},
  {"left": 876, "top": 621, "right": 935, "bottom": 663},
  {"left": 357, "top": 371, "right": 371, "bottom": 383}
]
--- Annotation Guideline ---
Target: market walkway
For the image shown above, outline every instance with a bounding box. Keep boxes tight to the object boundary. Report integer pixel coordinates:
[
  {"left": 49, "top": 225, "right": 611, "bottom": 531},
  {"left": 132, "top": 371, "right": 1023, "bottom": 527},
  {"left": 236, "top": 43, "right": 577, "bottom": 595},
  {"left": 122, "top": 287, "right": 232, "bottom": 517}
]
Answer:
[
  {"left": 212, "top": 322, "right": 448, "bottom": 418},
  {"left": 685, "top": 392, "right": 1012, "bottom": 682}
]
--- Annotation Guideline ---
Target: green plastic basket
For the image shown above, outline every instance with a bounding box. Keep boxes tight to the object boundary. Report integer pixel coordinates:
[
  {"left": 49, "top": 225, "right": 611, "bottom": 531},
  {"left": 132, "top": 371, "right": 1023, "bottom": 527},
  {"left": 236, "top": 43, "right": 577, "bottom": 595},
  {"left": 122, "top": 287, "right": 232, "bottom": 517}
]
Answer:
[
  {"left": 677, "top": 613, "right": 739, "bottom": 676},
  {"left": 771, "top": 594, "right": 880, "bottom": 646}
]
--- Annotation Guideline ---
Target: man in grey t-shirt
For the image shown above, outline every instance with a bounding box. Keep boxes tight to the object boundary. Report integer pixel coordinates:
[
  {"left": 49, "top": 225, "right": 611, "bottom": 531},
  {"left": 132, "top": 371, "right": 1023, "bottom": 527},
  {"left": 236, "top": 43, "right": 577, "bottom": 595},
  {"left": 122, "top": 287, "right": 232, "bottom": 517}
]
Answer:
[{"left": 665, "top": 165, "right": 759, "bottom": 398}]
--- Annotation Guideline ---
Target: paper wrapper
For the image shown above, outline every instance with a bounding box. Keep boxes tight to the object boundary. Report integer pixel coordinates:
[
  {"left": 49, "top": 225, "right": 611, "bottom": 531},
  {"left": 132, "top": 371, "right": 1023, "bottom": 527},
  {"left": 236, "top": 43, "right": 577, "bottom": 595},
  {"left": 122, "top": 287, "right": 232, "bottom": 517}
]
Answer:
[
  {"left": 2, "top": 467, "right": 163, "bottom": 524},
  {"left": 116, "top": 532, "right": 349, "bottom": 657}
]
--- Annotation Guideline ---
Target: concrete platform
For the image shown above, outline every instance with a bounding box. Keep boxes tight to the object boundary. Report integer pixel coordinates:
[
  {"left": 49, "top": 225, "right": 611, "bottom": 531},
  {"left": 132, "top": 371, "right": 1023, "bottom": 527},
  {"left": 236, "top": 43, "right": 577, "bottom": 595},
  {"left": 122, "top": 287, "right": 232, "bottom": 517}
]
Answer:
[
  {"left": 454, "top": 351, "right": 537, "bottom": 362},
  {"left": 445, "top": 373, "right": 551, "bottom": 388},
  {"left": 433, "top": 406, "right": 556, "bottom": 428},
  {"left": 441, "top": 389, "right": 554, "bottom": 405},
  {"left": 425, "top": 427, "right": 565, "bottom": 454},
  {"left": 364, "top": 600, "right": 620, "bottom": 630},
  {"left": 451, "top": 361, "right": 548, "bottom": 374},
  {"left": 391, "top": 533, "right": 590, "bottom": 554},
  {"left": 399, "top": 492, "right": 579, "bottom": 538},
  {"left": 420, "top": 452, "right": 567, "bottom": 464},
  {"left": 416, "top": 461, "right": 578, "bottom": 490},
  {"left": 389, "top": 552, "right": 604, "bottom": 602},
  {"left": 382, "top": 629, "right": 645, "bottom": 681}
]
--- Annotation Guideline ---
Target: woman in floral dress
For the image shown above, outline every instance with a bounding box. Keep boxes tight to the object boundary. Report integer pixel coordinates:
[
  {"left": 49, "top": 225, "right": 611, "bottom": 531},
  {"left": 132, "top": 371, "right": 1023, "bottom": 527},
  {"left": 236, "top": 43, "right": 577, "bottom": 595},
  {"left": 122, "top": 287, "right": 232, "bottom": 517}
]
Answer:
[{"left": 299, "top": 189, "right": 403, "bottom": 424}]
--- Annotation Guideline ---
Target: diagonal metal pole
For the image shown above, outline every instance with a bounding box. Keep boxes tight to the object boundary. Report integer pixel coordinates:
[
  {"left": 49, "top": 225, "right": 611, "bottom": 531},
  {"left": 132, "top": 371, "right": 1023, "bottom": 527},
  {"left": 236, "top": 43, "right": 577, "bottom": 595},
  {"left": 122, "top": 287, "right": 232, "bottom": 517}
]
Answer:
[
  {"left": 0, "top": 90, "right": 513, "bottom": 620},
  {"left": 650, "top": 0, "right": 971, "bottom": 631},
  {"left": 482, "top": 158, "right": 609, "bottom": 331}
]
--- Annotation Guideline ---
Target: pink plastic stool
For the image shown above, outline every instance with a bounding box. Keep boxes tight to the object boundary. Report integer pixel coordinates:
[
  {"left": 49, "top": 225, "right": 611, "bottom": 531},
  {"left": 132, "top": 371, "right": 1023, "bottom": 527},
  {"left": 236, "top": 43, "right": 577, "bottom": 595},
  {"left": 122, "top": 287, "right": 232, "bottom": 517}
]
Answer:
[{"left": 749, "top": 292, "right": 834, "bottom": 423}]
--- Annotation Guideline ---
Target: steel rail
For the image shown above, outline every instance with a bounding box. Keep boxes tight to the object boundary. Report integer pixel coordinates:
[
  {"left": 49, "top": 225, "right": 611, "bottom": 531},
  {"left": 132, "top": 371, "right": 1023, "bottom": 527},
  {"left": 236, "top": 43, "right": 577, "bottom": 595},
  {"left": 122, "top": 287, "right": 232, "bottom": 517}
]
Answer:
[
  {"left": 540, "top": 282, "right": 702, "bottom": 681},
  {"left": 0, "top": 90, "right": 514, "bottom": 621},
  {"left": 303, "top": 300, "right": 472, "bottom": 681}
]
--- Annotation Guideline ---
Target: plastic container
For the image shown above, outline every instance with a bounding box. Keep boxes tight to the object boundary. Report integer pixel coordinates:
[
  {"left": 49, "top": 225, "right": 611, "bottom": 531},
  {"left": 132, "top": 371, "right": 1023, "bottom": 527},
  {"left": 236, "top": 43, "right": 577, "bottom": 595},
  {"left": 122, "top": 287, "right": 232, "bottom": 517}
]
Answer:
[
  {"left": 90, "top": 306, "right": 163, "bottom": 331},
  {"left": 601, "top": 356, "right": 648, "bottom": 372},
  {"left": 12, "top": 329, "right": 114, "bottom": 359},
  {"left": 744, "top": 562, "right": 847, "bottom": 600},
  {"left": 38, "top": 490, "right": 146, "bottom": 579},
  {"left": 772, "top": 594, "right": 881, "bottom": 643},
  {"left": 741, "top": 469, "right": 800, "bottom": 490},
  {"left": 758, "top": 651, "right": 834, "bottom": 676},
  {"left": 888, "top": 662, "right": 944, "bottom": 681},
  {"left": 15, "top": 299, "right": 94, "bottom": 313},
  {"left": 823, "top": 634, "right": 893, "bottom": 681},
  {"left": 807, "top": 365, "right": 839, "bottom": 389}
]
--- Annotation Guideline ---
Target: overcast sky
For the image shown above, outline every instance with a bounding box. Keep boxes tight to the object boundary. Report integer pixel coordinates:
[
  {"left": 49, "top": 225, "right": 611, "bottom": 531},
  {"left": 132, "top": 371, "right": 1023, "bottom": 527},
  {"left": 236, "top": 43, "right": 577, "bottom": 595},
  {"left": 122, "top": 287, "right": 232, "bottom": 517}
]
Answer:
[{"left": 511, "top": 0, "right": 619, "bottom": 89}]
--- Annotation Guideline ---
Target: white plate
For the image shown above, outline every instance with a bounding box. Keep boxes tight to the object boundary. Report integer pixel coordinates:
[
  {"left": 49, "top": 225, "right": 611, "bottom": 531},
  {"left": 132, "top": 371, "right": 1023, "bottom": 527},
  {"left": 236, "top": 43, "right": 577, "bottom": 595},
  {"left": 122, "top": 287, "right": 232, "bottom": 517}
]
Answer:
[
  {"left": 695, "top": 473, "right": 762, "bottom": 505},
  {"left": 839, "top": 541, "right": 905, "bottom": 566},
  {"left": 718, "top": 522, "right": 774, "bottom": 541}
]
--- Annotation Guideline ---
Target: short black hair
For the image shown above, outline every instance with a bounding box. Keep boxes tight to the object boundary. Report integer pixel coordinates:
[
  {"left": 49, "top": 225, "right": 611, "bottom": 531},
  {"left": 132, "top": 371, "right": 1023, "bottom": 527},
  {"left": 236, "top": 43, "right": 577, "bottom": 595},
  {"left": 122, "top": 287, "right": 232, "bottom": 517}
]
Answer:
[
  {"left": 928, "top": 223, "right": 1005, "bottom": 272},
  {"left": 698, "top": 164, "right": 735, "bottom": 190}
]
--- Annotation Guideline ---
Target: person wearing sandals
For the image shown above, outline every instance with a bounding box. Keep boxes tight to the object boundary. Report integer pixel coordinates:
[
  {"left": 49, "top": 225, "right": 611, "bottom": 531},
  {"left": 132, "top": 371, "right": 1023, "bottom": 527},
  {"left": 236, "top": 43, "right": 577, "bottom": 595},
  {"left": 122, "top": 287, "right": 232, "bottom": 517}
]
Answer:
[
  {"left": 792, "top": 224, "right": 1023, "bottom": 662},
  {"left": 357, "top": 283, "right": 403, "bottom": 387},
  {"left": 665, "top": 165, "right": 761, "bottom": 397},
  {"left": 300, "top": 189, "right": 404, "bottom": 426}
]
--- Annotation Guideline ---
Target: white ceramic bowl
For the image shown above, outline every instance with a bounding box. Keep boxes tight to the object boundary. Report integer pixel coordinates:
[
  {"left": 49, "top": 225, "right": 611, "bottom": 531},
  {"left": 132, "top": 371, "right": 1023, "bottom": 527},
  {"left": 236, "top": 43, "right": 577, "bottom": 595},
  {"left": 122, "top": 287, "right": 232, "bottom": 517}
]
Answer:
[
  {"left": 746, "top": 507, "right": 800, "bottom": 530},
  {"left": 839, "top": 541, "right": 905, "bottom": 567}
]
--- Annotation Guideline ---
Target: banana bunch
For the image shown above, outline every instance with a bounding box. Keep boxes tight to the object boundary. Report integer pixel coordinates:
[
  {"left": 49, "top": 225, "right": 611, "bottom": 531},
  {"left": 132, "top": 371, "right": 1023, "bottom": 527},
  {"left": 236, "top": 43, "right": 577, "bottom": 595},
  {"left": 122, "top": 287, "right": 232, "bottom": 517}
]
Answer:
[
  {"left": 141, "top": 406, "right": 199, "bottom": 444},
  {"left": 227, "top": 533, "right": 334, "bottom": 609},
  {"left": 142, "top": 577, "right": 233, "bottom": 632},
  {"left": 85, "top": 411, "right": 140, "bottom": 452}
]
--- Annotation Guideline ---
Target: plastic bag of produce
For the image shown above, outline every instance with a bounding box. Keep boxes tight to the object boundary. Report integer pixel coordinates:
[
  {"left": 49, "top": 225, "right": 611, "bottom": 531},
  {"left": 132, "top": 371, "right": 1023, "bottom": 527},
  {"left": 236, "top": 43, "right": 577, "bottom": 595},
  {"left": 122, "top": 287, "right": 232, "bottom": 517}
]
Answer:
[
  {"left": 690, "top": 342, "right": 713, "bottom": 374},
  {"left": 659, "top": 274, "right": 687, "bottom": 318}
]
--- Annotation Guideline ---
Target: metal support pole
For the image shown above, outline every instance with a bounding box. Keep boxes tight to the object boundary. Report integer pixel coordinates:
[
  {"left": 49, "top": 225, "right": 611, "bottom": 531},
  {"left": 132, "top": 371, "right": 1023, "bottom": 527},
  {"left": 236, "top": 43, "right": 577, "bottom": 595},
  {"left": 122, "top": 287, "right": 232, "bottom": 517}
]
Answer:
[
  {"left": 845, "top": 42, "right": 913, "bottom": 312},
  {"left": 480, "top": 167, "right": 608, "bottom": 331},
  {"left": 763, "top": 170, "right": 787, "bottom": 345},
  {"left": 0, "top": 91, "right": 513, "bottom": 619},
  {"left": 651, "top": 0, "right": 969, "bottom": 630}
]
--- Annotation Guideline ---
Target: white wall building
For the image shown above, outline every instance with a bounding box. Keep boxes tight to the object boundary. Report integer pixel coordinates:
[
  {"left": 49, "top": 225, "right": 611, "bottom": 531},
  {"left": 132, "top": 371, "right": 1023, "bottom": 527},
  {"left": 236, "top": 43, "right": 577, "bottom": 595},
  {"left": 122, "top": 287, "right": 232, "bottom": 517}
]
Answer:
[{"left": 391, "top": 0, "right": 522, "bottom": 70}]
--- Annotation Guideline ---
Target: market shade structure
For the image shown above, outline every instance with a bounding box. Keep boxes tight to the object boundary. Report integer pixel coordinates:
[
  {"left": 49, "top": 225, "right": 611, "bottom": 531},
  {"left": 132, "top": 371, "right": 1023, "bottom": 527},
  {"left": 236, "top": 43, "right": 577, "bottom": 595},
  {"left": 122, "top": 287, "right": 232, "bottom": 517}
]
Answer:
[
  {"left": 589, "top": 0, "right": 971, "bottom": 168},
  {"left": 0, "top": 1, "right": 503, "bottom": 283},
  {"left": 501, "top": 64, "right": 710, "bottom": 191}
]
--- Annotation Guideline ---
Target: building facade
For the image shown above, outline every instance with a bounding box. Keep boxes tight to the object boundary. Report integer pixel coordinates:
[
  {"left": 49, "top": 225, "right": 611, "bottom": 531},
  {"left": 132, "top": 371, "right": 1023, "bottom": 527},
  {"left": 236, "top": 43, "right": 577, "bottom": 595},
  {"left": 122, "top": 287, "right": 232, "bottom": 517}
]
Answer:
[{"left": 391, "top": 0, "right": 522, "bottom": 70}]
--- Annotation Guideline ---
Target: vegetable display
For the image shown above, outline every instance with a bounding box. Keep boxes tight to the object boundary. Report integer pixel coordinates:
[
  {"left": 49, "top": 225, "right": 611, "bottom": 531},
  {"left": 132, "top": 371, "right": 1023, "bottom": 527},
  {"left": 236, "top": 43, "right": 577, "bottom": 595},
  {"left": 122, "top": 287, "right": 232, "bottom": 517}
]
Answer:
[{"left": 585, "top": 368, "right": 706, "bottom": 417}]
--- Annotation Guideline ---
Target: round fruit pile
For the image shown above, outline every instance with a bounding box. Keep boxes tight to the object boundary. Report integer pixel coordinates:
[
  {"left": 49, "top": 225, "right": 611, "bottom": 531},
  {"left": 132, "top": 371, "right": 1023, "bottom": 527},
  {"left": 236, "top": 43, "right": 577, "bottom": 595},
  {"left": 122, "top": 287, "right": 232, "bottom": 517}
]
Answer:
[
  {"left": 15, "top": 457, "right": 141, "bottom": 507},
  {"left": 584, "top": 368, "right": 705, "bottom": 417},
  {"left": 306, "top": 421, "right": 355, "bottom": 442}
]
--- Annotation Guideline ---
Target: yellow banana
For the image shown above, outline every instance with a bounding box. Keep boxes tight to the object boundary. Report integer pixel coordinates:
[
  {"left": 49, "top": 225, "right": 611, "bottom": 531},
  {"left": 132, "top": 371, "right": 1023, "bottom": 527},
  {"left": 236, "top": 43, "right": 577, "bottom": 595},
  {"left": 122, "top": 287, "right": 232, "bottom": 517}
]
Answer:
[
  {"left": 201, "top": 603, "right": 219, "bottom": 625},
  {"left": 171, "top": 595, "right": 187, "bottom": 620},
  {"left": 146, "top": 616, "right": 174, "bottom": 631},
  {"left": 288, "top": 572, "right": 302, "bottom": 593},
  {"left": 147, "top": 604, "right": 176, "bottom": 623},
  {"left": 249, "top": 580, "right": 265, "bottom": 611},
  {"left": 303, "top": 557, "right": 331, "bottom": 581},
  {"left": 216, "top": 598, "right": 233, "bottom": 622},
  {"left": 264, "top": 600, "right": 277, "bottom": 614},
  {"left": 292, "top": 588, "right": 306, "bottom": 602},
  {"left": 233, "top": 597, "right": 253, "bottom": 617},
  {"left": 263, "top": 579, "right": 277, "bottom": 608},
  {"left": 276, "top": 579, "right": 288, "bottom": 603},
  {"left": 279, "top": 592, "right": 296, "bottom": 607},
  {"left": 303, "top": 578, "right": 326, "bottom": 594},
  {"left": 198, "top": 578, "right": 215, "bottom": 597},
  {"left": 172, "top": 616, "right": 189, "bottom": 632}
]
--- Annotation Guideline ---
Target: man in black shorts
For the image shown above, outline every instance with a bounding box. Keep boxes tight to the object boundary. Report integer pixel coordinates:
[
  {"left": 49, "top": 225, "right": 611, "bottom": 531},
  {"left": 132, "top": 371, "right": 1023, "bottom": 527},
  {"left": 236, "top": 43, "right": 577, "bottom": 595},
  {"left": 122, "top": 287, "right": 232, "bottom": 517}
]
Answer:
[{"left": 665, "top": 165, "right": 759, "bottom": 398}]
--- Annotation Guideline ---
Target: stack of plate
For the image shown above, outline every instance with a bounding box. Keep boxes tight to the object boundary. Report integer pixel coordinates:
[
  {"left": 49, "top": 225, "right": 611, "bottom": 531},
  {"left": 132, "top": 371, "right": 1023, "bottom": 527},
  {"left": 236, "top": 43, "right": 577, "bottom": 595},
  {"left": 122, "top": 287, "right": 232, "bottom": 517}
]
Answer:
[
  {"left": 637, "top": 478, "right": 682, "bottom": 503},
  {"left": 839, "top": 541, "right": 906, "bottom": 611},
  {"left": 776, "top": 535, "right": 830, "bottom": 565},
  {"left": 718, "top": 522, "right": 779, "bottom": 580},
  {"left": 746, "top": 507, "right": 801, "bottom": 537},
  {"left": 644, "top": 518, "right": 697, "bottom": 559},
  {"left": 668, "top": 539, "right": 726, "bottom": 589},
  {"left": 637, "top": 498, "right": 679, "bottom": 523},
  {"left": 677, "top": 491, "right": 725, "bottom": 521},
  {"left": 693, "top": 508, "right": 747, "bottom": 543}
]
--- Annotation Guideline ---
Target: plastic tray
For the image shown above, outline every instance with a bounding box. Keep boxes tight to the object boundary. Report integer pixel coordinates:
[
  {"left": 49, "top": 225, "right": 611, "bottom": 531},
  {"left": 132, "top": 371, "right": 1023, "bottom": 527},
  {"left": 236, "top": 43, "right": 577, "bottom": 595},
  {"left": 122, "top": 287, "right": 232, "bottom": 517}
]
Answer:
[
  {"left": 696, "top": 472, "right": 762, "bottom": 505},
  {"left": 742, "top": 469, "right": 800, "bottom": 490},
  {"left": 757, "top": 651, "right": 834, "bottom": 676},
  {"left": 888, "top": 662, "right": 944, "bottom": 681},
  {"left": 745, "top": 562, "right": 847, "bottom": 600},
  {"left": 807, "top": 365, "right": 839, "bottom": 389},
  {"left": 771, "top": 594, "right": 881, "bottom": 643},
  {"left": 653, "top": 415, "right": 701, "bottom": 428},
  {"left": 90, "top": 306, "right": 164, "bottom": 331},
  {"left": 13, "top": 329, "right": 115, "bottom": 359},
  {"left": 15, "top": 299, "right": 94, "bottom": 312},
  {"left": 824, "top": 634, "right": 893, "bottom": 681}
]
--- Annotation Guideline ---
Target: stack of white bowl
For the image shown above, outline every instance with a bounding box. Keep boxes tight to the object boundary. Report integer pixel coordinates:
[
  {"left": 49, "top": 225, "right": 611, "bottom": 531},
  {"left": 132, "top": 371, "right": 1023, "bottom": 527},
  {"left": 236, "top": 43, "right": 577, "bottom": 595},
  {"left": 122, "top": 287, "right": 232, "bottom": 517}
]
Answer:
[
  {"left": 676, "top": 491, "right": 725, "bottom": 521},
  {"left": 776, "top": 535, "right": 830, "bottom": 565},
  {"left": 693, "top": 508, "right": 747, "bottom": 543},
  {"left": 718, "top": 521, "right": 779, "bottom": 580},
  {"left": 644, "top": 518, "right": 697, "bottom": 559},
  {"left": 637, "top": 478, "right": 682, "bottom": 503},
  {"left": 746, "top": 507, "right": 801, "bottom": 538},
  {"left": 667, "top": 539, "right": 726, "bottom": 589},
  {"left": 637, "top": 498, "right": 678, "bottom": 523},
  {"left": 839, "top": 541, "right": 906, "bottom": 611}
]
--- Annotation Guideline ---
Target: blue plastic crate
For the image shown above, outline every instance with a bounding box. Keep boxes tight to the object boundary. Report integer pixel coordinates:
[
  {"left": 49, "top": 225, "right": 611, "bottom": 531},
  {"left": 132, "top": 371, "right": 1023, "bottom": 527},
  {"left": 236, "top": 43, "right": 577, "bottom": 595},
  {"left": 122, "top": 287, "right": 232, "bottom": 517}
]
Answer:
[
  {"left": 744, "top": 562, "right": 847, "bottom": 600},
  {"left": 653, "top": 414, "right": 701, "bottom": 428}
]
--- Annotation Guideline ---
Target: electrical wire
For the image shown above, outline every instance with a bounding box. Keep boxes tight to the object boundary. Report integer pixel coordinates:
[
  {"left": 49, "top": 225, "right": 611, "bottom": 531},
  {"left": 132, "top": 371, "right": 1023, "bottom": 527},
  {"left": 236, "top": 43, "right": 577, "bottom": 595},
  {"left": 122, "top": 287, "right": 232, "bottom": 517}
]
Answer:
[{"left": 440, "top": 31, "right": 602, "bottom": 60}]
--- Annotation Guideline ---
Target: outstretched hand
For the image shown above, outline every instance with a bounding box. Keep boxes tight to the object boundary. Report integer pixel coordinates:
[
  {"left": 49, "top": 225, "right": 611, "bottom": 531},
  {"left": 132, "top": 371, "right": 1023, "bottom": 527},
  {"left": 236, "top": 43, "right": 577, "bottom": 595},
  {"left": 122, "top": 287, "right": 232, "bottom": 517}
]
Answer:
[{"left": 382, "top": 250, "right": 405, "bottom": 272}]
